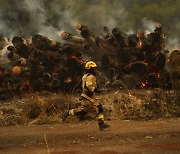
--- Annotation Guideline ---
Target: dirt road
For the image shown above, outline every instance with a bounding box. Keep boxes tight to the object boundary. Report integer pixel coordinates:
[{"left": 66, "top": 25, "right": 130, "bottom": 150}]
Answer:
[{"left": 0, "top": 118, "right": 180, "bottom": 154}]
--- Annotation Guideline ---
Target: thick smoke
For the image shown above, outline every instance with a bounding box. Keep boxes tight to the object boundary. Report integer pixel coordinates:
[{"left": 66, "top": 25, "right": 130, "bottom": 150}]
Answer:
[{"left": 0, "top": 0, "right": 179, "bottom": 49}]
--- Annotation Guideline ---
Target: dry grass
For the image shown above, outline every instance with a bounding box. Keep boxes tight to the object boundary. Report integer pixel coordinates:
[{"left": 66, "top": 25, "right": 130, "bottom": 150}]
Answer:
[
  {"left": 0, "top": 89, "right": 179, "bottom": 126},
  {"left": 99, "top": 89, "right": 179, "bottom": 120}
]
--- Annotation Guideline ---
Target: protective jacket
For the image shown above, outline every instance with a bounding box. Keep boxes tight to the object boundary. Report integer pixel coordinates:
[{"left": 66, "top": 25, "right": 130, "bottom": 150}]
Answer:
[{"left": 81, "top": 73, "right": 97, "bottom": 103}]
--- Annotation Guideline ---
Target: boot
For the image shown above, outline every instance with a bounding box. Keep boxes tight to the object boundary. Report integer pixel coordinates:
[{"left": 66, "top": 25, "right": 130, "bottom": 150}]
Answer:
[{"left": 98, "top": 122, "right": 110, "bottom": 131}]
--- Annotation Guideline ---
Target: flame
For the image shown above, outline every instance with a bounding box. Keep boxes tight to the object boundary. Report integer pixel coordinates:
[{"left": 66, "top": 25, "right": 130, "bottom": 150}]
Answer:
[
  {"left": 141, "top": 82, "right": 146, "bottom": 88},
  {"left": 141, "top": 81, "right": 148, "bottom": 88},
  {"left": 136, "top": 39, "right": 143, "bottom": 49},
  {"left": 64, "top": 76, "right": 72, "bottom": 83},
  {"left": 144, "top": 61, "right": 148, "bottom": 66}
]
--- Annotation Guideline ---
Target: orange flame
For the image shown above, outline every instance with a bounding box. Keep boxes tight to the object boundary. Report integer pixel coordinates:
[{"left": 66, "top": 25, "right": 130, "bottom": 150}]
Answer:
[
  {"left": 141, "top": 81, "right": 148, "bottom": 88},
  {"left": 136, "top": 39, "right": 143, "bottom": 49},
  {"left": 141, "top": 82, "right": 146, "bottom": 88}
]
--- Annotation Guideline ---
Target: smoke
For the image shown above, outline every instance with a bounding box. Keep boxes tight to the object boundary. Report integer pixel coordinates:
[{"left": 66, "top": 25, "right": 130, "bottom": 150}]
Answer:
[
  {"left": 142, "top": 18, "right": 157, "bottom": 34},
  {"left": 0, "top": 0, "right": 179, "bottom": 49},
  {"left": 167, "top": 38, "right": 180, "bottom": 51},
  {"left": 0, "top": 0, "right": 126, "bottom": 40},
  {"left": 0, "top": 39, "right": 11, "bottom": 67}
]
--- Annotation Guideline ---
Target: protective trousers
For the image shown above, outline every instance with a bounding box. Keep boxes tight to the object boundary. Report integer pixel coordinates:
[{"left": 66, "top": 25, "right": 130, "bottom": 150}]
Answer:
[{"left": 69, "top": 98, "right": 105, "bottom": 124}]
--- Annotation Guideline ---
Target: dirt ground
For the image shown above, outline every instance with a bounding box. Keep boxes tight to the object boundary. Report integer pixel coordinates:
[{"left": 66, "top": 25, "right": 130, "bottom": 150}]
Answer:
[{"left": 0, "top": 118, "right": 180, "bottom": 154}]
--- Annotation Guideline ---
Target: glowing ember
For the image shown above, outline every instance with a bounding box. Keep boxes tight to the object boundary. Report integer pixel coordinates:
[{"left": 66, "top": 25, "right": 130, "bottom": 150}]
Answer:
[
  {"left": 141, "top": 81, "right": 148, "bottom": 88},
  {"left": 157, "top": 73, "right": 161, "bottom": 78}
]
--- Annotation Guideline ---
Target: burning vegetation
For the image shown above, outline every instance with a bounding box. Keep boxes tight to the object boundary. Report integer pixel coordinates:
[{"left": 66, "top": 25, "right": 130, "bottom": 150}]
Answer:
[{"left": 0, "top": 23, "right": 179, "bottom": 125}]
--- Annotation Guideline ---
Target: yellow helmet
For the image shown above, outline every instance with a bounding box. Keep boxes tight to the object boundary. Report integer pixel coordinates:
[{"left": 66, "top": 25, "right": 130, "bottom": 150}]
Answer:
[{"left": 85, "top": 61, "right": 97, "bottom": 70}]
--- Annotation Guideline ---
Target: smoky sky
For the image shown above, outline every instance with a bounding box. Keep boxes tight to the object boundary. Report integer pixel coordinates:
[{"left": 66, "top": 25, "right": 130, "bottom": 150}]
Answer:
[{"left": 0, "top": 0, "right": 179, "bottom": 49}]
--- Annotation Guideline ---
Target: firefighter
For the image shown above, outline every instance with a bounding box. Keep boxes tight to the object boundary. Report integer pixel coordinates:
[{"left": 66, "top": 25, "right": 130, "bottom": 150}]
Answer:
[{"left": 63, "top": 61, "right": 110, "bottom": 130}]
